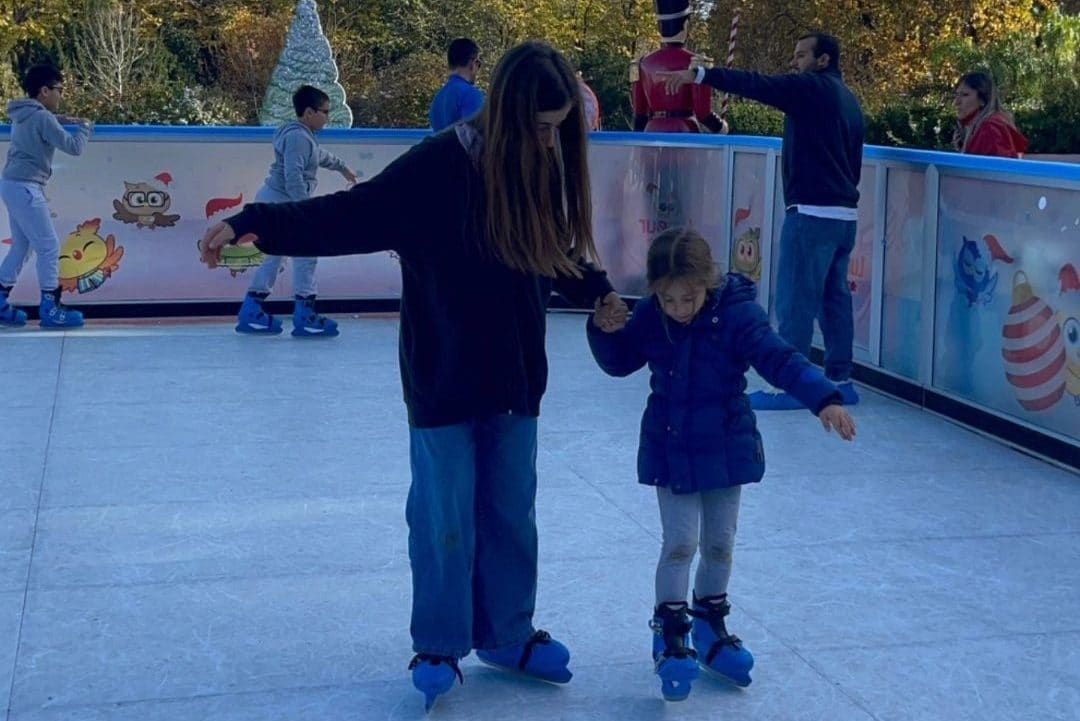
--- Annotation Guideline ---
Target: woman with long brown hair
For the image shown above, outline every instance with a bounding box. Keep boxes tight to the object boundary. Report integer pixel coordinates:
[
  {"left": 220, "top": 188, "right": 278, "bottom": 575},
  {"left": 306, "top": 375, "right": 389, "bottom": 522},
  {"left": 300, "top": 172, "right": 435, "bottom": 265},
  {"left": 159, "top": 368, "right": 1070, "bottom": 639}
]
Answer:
[
  {"left": 200, "top": 41, "right": 627, "bottom": 710},
  {"left": 953, "top": 71, "right": 1028, "bottom": 158}
]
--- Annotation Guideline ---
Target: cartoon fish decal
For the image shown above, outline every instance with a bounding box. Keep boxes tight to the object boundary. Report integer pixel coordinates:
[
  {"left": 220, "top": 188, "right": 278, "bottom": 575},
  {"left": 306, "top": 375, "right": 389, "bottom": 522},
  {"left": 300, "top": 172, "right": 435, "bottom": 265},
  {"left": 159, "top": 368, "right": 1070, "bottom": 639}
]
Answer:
[
  {"left": 58, "top": 218, "right": 124, "bottom": 293},
  {"left": 955, "top": 234, "right": 1014, "bottom": 306}
]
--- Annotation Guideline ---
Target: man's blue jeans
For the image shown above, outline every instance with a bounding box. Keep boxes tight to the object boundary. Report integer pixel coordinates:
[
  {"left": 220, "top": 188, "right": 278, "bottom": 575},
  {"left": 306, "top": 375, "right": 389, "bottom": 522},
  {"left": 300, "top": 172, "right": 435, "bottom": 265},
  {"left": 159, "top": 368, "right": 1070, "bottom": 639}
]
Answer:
[
  {"left": 775, "top": 210, "right": 857, "bottom": 382},
  {"left": 407, "top": 414, "right": 539, "bottom": 658}
]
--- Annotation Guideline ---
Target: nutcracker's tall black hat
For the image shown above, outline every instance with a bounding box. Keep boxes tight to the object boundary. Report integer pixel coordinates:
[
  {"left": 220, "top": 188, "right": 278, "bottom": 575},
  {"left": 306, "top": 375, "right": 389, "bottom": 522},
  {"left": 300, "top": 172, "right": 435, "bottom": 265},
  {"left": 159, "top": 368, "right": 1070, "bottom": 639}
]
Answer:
[{"left": 655, "top": 0, "right": 691, "bottom": 42}]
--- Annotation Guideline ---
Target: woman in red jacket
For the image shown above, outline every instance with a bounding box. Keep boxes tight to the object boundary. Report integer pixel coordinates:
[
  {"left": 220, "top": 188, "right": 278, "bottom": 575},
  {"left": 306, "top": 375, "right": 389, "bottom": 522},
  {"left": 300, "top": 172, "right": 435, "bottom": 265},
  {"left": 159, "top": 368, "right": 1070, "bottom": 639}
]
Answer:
[{"left": 953, "top": 71, "right": 1029, "bottom": 158}]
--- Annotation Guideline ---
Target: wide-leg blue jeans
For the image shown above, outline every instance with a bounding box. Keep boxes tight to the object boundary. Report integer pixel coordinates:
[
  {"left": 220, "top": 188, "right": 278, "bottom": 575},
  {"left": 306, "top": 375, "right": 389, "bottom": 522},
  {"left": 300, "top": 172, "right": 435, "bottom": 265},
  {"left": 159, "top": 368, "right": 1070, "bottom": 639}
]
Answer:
[
  {"left": 775, "top": 210, "right": 858, "bottom": 382},
  {"left": 407, "top": 413, "right": 539, "bottom": 657}
]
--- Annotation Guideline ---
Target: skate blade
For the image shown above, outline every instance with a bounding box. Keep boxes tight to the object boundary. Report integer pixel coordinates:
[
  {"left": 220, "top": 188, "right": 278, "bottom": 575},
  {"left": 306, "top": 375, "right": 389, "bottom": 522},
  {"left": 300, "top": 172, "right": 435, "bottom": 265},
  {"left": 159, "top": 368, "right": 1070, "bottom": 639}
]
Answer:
[
  {"left": 699, "top": 662, "right": 752, "bottom": 687},
  {"left": 291, "top": 327, "right": 339, "bottom": 338},
  {"left": 476, "top": 656, "right": 572, "bottom": 685},
  {"left": 235, "top": 324, "right": 282, "bottom": 335}
]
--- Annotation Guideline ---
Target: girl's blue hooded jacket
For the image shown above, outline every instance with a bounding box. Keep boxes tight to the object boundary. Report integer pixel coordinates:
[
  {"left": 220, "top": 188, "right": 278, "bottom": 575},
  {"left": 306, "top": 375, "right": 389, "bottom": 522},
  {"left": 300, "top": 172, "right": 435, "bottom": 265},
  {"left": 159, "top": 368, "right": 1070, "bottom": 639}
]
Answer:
[{"left": 587, "top": 273, "right": 841, "bottom": 494}]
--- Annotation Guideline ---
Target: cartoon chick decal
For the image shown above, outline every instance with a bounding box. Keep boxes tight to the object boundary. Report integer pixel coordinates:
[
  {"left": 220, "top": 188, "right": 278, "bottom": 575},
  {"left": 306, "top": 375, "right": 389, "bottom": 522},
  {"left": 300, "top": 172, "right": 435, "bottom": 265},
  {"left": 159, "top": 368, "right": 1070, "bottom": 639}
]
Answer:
[
  {"left": 731, "top": 228, "right": 762, "bottom": 282},
  {"left": 1059, "top": 263, "right": 1080, "bottom": 405},
  {"left": 729, "top": 207, "right": 762, "bottom": 282},
  {"left": 58, "top": 218, "right": 124, "bottom": 293},
  {"left": 955, "top": 234, "right": 1014, "bottom": 306}
]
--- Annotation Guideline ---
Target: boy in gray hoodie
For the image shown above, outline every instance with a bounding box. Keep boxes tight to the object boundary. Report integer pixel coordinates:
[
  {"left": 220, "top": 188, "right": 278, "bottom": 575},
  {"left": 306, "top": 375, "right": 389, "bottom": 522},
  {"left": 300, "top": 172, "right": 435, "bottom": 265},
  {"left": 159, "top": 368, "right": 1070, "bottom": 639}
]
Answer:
[
  {"left": 0, "top": 64, "right": 91, "bottom": 328},
  {"left": 235, "top": 84, "right": 357, "bottom": 337}
]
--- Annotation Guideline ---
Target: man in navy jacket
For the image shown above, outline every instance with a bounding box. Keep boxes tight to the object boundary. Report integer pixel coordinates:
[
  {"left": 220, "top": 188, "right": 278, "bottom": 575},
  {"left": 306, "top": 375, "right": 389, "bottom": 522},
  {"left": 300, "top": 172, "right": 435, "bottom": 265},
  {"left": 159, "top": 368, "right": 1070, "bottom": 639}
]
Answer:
[{"left": 661, "top": 32, "right": 864, "bottom": 409}]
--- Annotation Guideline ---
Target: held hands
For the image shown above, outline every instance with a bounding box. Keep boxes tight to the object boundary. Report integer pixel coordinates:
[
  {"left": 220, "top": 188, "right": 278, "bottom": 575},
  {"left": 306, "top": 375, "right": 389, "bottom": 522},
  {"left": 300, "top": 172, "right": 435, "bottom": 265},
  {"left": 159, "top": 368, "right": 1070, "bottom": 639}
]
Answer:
[
  {"left": 199, "top": 221, "right": 254, "bottom": 268},
  {"left": 655, "top": 69, "right": 697, "bottom": 95},
  {"left": 818, "top": 404, "right": 857, "bottom": 441},
  {"left": 593, "top": 291, "right": 629, "bottom": 333}
]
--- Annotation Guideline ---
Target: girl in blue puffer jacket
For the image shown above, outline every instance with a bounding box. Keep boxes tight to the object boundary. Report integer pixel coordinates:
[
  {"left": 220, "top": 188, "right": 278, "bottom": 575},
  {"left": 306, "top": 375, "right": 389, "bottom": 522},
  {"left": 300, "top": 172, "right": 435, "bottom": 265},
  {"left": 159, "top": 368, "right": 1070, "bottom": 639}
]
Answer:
[{"left": 587, "top": 226, "right": 856, "bottom": 701}]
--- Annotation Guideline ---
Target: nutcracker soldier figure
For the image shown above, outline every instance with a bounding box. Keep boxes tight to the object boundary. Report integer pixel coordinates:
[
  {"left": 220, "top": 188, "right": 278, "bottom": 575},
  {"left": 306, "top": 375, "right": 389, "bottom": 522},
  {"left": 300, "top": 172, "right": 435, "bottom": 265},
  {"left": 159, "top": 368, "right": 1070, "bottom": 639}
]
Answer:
[
  {"left": 631, "top": 0, "right": 725, "bottom": 134},
  {"left": 615, "top": 0, "right": 724, "bottom": 294}
]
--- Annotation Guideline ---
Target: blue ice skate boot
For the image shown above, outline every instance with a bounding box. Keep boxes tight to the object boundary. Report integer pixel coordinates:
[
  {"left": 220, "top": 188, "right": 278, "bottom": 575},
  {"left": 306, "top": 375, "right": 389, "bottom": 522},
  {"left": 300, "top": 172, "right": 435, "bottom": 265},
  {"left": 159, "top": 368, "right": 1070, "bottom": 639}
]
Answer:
[
  {"left": 235, "top": 291, "right": 282, "bottom": 334},
  {"left": 291, "top": 295, "right": 338, "bottom": 338},
  {"left": 39, "top": 288, "right": 83, "bottom": 329},
  {"left": 475, "top": 630, "right": 572, "bottom": 684},
  {"left": 835, "top": 381, "right": 860, "bottom": 406},
  {"left": 409, "top": 653, "right": 463, "bottom": 712},
  {"left": 690, "top": 593, "right": 753, "bottom": 687},
  {"left": 650, "top": 602, "right": 700, "bottom": 702},
  {"left": 0, "top": 285, "right": 27, "bottom": 327}
]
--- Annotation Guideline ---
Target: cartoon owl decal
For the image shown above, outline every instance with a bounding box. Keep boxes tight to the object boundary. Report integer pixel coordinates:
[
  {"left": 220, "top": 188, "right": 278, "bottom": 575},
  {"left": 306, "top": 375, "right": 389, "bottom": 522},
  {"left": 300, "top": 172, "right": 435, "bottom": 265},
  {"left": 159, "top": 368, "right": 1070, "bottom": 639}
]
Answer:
[{"left": 112, "top": 172, "right": 181, "bottom": 228}]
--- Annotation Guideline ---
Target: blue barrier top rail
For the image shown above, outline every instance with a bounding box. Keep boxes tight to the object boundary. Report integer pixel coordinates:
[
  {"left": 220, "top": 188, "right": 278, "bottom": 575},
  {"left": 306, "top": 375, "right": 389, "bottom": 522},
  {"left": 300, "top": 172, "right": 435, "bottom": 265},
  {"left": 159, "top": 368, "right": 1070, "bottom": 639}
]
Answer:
[{"left": 1, "top": 124, "right": 1078, "bottom": 183}]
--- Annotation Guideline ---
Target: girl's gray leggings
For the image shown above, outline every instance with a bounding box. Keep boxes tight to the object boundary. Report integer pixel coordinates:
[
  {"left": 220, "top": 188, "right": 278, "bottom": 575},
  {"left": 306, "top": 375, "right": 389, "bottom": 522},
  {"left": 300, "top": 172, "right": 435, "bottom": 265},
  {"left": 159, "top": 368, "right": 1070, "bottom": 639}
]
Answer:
[{"left": 655, "top": 484, "right": 742, "bottom": 605}]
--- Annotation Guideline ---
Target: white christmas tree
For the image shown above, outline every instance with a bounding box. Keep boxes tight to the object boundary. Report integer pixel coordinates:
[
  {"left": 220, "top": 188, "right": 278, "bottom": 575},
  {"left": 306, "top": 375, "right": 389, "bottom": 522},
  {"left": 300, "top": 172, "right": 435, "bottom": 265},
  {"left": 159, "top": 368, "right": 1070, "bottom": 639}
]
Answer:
[{"left": 259, "top": 0, "right": 352, "bottom": 127}]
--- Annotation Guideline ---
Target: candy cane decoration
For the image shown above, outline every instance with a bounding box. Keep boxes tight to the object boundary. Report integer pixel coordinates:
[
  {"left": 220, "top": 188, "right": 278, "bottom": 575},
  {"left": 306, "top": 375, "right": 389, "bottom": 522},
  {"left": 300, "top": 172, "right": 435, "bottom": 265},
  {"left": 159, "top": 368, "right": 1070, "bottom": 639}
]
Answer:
[{"left": 719, "top": 6, "right": 741, "bottom": 121}]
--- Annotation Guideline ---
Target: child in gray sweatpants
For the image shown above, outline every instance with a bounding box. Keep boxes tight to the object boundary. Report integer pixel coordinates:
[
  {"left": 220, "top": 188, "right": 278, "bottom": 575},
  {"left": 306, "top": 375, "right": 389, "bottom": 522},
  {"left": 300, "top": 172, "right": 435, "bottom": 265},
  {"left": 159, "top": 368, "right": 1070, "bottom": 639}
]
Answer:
[
  {"left": 235, "top": 84, "right": 357, "bottom": 338},
  {"left": 0, "top": 64, "right": 91, "bottom": 329}
]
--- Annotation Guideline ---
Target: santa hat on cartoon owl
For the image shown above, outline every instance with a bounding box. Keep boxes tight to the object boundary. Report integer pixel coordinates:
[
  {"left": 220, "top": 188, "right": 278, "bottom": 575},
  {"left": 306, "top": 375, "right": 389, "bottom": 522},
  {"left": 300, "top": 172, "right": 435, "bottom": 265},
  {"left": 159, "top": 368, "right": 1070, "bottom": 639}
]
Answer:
[
  {"left": 148, "top": 172, "right": 173, "bottom": 194},
  {"left": 655, "top": 0, "right": 691, "bottom": 43}
]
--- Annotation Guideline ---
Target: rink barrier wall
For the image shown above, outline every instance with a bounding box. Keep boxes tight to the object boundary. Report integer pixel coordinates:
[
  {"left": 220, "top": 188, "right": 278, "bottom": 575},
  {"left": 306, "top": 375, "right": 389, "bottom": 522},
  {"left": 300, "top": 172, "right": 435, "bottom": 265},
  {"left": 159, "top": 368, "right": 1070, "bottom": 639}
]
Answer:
[{"left": 0, "top": 125, "right": 1077, "bottom": 468}]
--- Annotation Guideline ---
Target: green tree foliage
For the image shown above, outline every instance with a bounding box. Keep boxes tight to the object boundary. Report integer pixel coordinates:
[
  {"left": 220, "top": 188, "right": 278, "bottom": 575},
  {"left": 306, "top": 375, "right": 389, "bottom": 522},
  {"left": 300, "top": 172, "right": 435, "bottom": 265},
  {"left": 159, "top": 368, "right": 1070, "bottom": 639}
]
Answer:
[
  {"left": 0, "top": 0, "right": 1076, "bottom": 151},
  {"left": 701, "top": 1, "right": 1079, "bottom": 151},
  {"left": 0, "top": 0, "right": 76, "bottom": 65},
  {"left": 863, "top": 6, "right": 1080, "bottom": 152}
]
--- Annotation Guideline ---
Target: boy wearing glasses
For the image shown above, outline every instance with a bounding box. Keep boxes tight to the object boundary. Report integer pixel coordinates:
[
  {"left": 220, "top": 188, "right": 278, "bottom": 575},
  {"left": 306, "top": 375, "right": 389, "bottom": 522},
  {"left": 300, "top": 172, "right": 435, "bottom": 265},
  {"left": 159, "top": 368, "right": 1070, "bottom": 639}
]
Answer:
[
  {"left": 1, "top": 64, "right": 91, "bottom": 329},
  {"left": 235, "top": 84, "right": 358, "bottom": 337}
]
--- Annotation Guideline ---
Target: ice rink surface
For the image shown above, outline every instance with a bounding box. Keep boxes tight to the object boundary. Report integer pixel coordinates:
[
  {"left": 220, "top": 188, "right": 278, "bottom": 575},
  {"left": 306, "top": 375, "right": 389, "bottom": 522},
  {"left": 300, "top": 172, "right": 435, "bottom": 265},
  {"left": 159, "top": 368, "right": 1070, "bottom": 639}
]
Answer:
[{"left": 1, "top": 313, "right": 1077, "bottom": 720}]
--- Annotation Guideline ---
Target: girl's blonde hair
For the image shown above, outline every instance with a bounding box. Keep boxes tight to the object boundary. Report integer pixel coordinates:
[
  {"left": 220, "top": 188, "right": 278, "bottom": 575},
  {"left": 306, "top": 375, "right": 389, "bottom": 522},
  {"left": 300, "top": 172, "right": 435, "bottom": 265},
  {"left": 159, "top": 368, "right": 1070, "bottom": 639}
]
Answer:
[
  {"left": 646, "top": 227, "right": 721, "bottom": 293},
  {"left": 476, "top": 41, "right": 597, "bottom": 278}
]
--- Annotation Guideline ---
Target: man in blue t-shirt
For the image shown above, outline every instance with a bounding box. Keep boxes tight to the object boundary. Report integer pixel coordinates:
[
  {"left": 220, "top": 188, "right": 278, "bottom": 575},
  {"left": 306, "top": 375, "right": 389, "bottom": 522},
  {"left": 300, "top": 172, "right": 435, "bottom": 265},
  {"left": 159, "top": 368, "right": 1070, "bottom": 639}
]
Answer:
[{"left": 429, "top": 38, "right": 484, "bottom": 131}]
